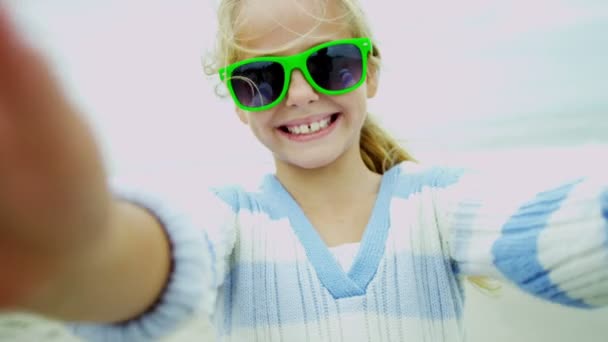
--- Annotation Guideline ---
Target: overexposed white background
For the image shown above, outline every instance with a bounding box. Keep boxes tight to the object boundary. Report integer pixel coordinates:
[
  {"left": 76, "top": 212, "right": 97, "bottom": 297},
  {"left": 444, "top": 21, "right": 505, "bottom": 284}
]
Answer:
[{"left": 1, "top": 0, "right": 607, "bottom": 341}]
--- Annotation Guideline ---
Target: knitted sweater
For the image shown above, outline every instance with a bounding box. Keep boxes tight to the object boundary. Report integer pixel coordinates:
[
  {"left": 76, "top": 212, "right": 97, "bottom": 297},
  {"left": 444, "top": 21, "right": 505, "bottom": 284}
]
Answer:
[{"left": 69, "top": 162, "right": 608, "bottom": 341}]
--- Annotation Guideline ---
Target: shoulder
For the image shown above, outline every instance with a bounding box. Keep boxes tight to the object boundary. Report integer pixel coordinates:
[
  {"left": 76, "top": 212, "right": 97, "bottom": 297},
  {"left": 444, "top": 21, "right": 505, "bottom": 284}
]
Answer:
[
  {"left": 210, "top": 183, "right": 261, "bottom": 212},
  {"left": 210, "top": 175, "right": 279, "bottom": 217},
  {"left": 389, "top": 162, "right": 467, "bottom": 198}
]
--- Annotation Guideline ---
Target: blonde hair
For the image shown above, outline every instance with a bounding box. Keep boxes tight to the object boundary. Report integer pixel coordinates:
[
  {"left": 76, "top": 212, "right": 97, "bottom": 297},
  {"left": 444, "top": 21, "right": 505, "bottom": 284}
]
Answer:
[{"left": 204, "top": 0, "right": 500, "bottom": 294}]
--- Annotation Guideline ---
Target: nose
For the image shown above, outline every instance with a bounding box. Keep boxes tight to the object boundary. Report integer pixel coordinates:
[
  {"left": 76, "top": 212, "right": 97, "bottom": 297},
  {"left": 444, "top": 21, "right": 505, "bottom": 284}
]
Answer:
[{"left": 285, "top": 70, "right": 319, "bottom": 108}]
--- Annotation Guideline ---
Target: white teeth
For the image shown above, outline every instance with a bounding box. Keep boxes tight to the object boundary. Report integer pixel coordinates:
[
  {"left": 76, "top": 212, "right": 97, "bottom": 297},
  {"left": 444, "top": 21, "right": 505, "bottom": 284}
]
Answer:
[{"left": 286, "top": 117, "right": 332, "bottom": 135}]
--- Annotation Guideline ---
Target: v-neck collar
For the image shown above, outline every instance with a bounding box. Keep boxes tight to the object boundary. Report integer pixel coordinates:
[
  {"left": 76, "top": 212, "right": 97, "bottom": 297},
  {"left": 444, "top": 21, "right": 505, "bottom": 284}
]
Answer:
[{"left": 262, "top": 165, "right": 401, "bottom": 299}]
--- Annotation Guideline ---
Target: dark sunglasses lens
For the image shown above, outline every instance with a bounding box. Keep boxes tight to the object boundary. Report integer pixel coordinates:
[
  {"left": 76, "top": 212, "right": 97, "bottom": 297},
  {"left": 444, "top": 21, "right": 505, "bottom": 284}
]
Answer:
[
  {"left": 307, "top": 43, "right": 363, "bottom": 91},
  {"left": 230, "top": 61, "right": 284, "bottom": 108}
]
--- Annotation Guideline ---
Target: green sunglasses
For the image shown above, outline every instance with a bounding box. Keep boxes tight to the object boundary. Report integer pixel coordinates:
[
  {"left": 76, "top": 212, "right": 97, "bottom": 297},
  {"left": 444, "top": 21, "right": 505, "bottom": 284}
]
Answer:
[{"left": 219, "top": 37, "right": 372, "bottom": 112}]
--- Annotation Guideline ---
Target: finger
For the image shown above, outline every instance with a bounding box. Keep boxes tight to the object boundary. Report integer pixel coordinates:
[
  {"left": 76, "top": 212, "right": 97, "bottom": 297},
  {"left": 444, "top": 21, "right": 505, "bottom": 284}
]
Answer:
[
  {"left": 0, "top": 5, "right": 31, "bottom": 103},
  {"left": 0, "top": 6, "right": 75, "bottom": 172},
  {"left": 0, "top": 4, "right": 18, "bottom": 49},
  {"left": 0, "top": 5, "right": 59, "bottom": 109},
  {"left": 0, "top": 5, "right": 28, "bottom": 74},
  {"left": 0, "top": 5, "right": 68, "bottom": 136}
]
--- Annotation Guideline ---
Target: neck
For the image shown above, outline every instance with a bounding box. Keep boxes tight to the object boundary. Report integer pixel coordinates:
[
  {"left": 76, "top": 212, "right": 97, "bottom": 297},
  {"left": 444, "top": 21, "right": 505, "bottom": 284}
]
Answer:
[{"left": 274, "top": 146, "right": 382, "bottom": 210}]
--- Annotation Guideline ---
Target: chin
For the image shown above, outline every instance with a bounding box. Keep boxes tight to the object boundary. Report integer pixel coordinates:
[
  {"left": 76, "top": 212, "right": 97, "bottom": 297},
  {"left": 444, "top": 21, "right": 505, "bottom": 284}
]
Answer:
[{"left": 278, "top": 152, "right": 342, "bottom": 171}]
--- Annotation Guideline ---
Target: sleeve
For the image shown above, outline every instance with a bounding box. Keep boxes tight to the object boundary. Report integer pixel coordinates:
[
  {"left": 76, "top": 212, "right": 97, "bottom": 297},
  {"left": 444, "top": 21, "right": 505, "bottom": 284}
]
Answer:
[
  {"left": 435, "top": 164, "right": 608, "bottom": 309},
  {"left": 66, "top": 176, "right": 238, "bottom": 341}
]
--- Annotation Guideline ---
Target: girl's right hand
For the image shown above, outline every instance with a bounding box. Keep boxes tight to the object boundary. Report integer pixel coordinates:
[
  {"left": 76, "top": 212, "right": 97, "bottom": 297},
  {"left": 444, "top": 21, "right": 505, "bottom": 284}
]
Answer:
[{"left": 0, "top": 6, "right": 113, "bottom": 309}]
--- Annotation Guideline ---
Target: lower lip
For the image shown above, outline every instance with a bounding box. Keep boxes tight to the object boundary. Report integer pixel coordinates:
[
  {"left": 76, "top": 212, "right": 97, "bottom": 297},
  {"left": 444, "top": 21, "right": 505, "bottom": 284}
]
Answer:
[{"left": 277, "top": 114, "right": 341, "bottom": 142}]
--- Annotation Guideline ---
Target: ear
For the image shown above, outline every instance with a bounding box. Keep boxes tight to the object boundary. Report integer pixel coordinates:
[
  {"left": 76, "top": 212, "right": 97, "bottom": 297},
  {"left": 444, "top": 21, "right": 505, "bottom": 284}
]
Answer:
[
  {"left": 235, "top": 107, "right": 249, "bottom": 125},
  {"left": 366, "top": 63, "right": 379, "bottom": 99}
]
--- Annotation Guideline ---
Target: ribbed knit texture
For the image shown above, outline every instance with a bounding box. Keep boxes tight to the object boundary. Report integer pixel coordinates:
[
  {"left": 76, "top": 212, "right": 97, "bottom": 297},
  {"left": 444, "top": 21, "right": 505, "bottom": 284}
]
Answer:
[{"left": 69, "top": 162, "right": 608, "bottom": 341}]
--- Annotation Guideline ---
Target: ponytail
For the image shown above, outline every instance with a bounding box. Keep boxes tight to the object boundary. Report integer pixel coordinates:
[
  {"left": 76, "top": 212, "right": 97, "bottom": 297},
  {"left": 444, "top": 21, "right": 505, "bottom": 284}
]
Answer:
[{"left": 359, "top": 115, "right": 416, "bottom": 173}]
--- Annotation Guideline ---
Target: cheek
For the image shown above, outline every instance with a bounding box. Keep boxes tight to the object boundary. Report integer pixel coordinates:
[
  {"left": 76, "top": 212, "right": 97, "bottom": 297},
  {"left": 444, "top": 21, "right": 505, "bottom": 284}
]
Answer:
[
  {"left": 336, "top": 90, "right": 368, "bottom": 116},
  {"left": 247, "top": 112, "right": 276, "bottom": 137}
]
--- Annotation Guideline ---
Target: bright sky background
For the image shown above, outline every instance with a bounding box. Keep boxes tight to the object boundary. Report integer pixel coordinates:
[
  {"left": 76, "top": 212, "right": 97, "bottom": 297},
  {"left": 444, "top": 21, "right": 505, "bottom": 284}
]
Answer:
[
  {"left": 6, "top": 0, "right": 608, "bottom": 182},
  {"left": 3, "top": 1, "right": 608, "bottom": 341}
]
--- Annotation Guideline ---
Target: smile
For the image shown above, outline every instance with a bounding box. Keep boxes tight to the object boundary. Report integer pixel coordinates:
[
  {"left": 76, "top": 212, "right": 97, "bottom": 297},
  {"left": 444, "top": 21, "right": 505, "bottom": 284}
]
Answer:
[{"left": 277, "top": 113, "right": 341, "bottom": 141}]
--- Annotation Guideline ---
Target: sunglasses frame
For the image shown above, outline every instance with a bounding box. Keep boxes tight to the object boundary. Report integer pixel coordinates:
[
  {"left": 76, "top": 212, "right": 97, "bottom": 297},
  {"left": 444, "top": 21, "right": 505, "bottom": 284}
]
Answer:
[{"left": 219, "top": 37, "right": 372, "bottom": 112}]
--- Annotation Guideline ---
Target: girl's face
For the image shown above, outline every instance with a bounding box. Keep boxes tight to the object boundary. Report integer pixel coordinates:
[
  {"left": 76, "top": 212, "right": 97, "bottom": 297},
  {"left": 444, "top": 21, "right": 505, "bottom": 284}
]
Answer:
[{"left": 234, "top": 0, "right": 378, "bottom": 170}]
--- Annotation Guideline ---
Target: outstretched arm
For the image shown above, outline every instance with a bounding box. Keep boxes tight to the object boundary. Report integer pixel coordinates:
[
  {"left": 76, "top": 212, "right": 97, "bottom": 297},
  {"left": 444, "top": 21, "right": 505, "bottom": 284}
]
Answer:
[
  {"left": 436, "top": 164, "right": 608, "bottom": 308},
  {"left": 0, "top": 6, "right": 221, "bottom": 339}
]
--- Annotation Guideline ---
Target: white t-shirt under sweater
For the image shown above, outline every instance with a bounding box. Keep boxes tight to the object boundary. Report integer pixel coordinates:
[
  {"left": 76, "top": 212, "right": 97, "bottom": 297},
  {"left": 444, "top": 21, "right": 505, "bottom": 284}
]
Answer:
[{"left": 330, "top": 243, "right": 360, "bottom": 273}]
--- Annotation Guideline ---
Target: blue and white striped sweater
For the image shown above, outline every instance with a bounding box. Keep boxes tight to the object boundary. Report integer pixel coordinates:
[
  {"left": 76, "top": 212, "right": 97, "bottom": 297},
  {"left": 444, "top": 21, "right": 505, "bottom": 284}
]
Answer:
[{"left": 70, "top": 162, "right": 608, "bottom": 341}]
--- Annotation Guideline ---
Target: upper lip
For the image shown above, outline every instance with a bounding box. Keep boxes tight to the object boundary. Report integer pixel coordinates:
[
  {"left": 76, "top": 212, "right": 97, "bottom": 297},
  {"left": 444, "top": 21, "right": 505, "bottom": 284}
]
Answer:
[{"left": 277, "top": 112, "right": 337, "bottom": 127}]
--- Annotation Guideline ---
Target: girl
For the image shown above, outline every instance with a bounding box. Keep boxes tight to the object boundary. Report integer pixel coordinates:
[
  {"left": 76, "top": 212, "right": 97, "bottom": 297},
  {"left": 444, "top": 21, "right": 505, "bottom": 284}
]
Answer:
[{"left": 0, "top": 0, "right": 607, "bottom": 341}]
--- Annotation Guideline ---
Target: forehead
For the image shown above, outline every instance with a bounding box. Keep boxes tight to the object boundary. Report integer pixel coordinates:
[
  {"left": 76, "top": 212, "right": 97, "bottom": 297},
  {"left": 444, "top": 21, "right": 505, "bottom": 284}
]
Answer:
[{"left": 235, "top": 0, "right": 352, "bottom": 57}]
